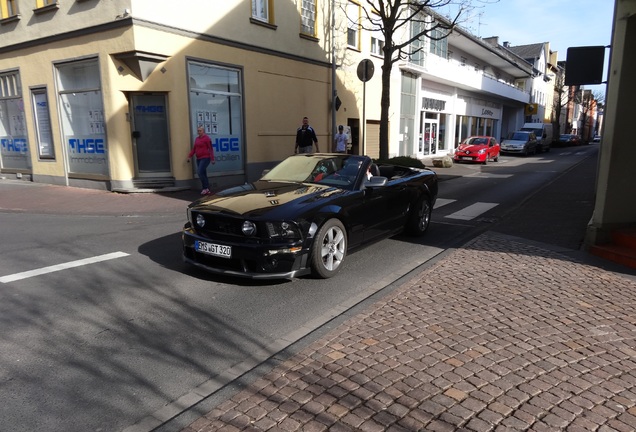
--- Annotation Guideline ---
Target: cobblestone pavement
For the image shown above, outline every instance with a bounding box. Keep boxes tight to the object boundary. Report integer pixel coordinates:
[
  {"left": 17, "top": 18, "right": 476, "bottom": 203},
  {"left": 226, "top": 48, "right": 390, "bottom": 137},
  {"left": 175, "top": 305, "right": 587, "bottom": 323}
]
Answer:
[{"left": 181, "top": 232, "right": 636, "bottom": 432}]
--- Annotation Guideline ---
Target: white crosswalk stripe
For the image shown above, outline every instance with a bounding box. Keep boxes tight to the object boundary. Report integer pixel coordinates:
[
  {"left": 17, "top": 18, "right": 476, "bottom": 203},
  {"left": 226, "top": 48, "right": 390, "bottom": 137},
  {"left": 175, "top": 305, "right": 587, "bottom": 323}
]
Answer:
[
  {"left": 434, "top": 198, "right": 455, "bottom": 209},
  {"left": 444, "top": 202, "right": 499, "bottom": 220},
  {"left": 465, "top": 172, "right": 513, "bottom": 178}
]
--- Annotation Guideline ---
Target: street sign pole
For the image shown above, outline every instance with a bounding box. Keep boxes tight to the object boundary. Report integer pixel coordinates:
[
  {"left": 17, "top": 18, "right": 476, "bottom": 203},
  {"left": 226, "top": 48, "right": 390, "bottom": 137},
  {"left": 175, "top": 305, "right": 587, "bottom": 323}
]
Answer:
[{"left": 357, "top": 59, "right": 374, "bottom": 156}]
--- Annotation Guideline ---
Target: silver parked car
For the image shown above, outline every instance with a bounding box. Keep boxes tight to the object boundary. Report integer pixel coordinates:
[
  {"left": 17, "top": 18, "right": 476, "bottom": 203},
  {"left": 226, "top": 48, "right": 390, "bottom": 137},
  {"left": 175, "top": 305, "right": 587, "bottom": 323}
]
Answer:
[{"left": 501, "top": 131, "right": 538, "bottom": 156}]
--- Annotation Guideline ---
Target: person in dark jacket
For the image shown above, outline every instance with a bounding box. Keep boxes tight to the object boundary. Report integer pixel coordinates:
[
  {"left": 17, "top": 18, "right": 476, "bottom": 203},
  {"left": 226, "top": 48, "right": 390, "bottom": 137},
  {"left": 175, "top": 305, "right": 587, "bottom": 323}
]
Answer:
[{"left": 295, "top": 116, "right": 319, "bottom": 153}]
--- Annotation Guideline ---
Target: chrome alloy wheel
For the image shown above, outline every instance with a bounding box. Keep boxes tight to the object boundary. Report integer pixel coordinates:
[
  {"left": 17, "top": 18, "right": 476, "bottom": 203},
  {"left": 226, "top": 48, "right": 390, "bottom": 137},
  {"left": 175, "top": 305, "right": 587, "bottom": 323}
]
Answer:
[{"left": 320, "top": 224, "right": 346, "bottom": 271}]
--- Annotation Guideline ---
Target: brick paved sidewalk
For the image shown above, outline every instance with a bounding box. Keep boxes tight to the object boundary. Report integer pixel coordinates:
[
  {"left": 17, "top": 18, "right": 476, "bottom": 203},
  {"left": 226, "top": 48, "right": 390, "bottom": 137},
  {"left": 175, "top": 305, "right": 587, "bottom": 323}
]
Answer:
[{"left": 182, "top": 232, "right": 636, "bottom": 432}]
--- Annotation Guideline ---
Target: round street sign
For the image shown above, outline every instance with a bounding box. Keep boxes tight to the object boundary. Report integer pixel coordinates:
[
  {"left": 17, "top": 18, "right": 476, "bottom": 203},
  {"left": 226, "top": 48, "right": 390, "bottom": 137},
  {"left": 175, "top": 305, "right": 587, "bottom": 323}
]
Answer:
[{"left": 357, "top": 59, "right": 374, "bottom": 82}]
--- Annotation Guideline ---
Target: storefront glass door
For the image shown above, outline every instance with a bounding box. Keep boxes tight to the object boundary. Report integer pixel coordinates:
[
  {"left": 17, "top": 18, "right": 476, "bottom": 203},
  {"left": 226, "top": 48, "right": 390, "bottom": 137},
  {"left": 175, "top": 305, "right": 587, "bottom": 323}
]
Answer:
[
  {"left": 420, "top": 111, "right": 439, "bottom": 155},
  {"left": 131, "top": 94, "right": 171, "bottom": 177}
]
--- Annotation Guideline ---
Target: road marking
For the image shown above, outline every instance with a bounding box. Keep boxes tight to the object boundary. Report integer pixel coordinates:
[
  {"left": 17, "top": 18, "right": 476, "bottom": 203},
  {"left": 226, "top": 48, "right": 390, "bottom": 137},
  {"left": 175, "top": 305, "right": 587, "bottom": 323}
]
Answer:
[
  {"left": 0, "top": 252, "right": 130, "bottom": 283},
  {"left": 445, "top": 202, "right": 499, "bottom": 220},
  {"left": 465, "top": 172, "right": 513, "bottom": 178},
  {"left": 434, "top": 198, "right": 455, "bottom": 209}
]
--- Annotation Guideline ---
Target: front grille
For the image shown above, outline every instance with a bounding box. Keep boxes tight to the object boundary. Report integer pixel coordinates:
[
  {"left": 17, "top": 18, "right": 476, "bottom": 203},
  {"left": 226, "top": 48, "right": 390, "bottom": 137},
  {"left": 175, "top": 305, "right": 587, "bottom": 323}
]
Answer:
[{"left": 192, "top": 212, "right": 253, "bottom": 240}]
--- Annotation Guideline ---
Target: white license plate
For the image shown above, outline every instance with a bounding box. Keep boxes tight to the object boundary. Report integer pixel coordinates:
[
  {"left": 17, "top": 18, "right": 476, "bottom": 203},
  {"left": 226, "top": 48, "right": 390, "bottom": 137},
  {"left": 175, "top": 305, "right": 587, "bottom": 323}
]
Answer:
[
  {"left": 461, "top": 157, "right": 472, "bottom": 160},
  {"left": 195, "top": 241, "right": 232, "bottom": 258}
]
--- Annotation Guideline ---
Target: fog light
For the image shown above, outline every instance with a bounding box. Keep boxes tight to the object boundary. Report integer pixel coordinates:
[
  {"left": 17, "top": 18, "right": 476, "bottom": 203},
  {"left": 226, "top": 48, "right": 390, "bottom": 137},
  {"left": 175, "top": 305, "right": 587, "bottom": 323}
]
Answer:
[
  {"left": 196, "top": 214, "right": 205, "bottom": 228},
  {"left": 242, "top": 221, "right": 257, "bottom": 236}
]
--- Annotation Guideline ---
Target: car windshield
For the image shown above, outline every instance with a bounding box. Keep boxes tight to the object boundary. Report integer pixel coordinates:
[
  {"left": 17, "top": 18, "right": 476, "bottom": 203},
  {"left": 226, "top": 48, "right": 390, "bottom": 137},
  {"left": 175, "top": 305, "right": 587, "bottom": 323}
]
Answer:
[
  {"left": 511, "top": 132, "right": 530, "bottom": 140},
  {"left": 261, "top": 154, "right": 368, "bottom": 189},
  {"left": 560, "top": 134, "right": 571, "bottom": 140},
  {"left": 465, "top": 137, "right": 488, "bottom": 145}
]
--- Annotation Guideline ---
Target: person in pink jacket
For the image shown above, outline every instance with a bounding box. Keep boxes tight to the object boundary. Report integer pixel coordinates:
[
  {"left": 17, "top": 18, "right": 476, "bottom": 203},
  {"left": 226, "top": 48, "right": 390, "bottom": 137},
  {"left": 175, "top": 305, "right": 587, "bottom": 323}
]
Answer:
[{"left": 187, "top": 126, "right": 215, "bottom": 195}]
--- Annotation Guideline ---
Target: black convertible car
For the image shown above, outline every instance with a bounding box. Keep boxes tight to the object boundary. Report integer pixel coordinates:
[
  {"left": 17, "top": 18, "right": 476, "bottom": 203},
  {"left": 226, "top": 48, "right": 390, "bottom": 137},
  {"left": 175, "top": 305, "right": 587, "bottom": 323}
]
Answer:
[{"left": 182, "top": 153, "right": 438, "bottom": 279}]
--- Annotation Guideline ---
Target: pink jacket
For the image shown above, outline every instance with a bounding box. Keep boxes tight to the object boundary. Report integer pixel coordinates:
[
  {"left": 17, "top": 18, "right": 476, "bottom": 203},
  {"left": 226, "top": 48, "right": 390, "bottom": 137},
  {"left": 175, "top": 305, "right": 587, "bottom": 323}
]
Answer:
[{"left": 188, "top": 135, "right": 214, "bottom": 160}]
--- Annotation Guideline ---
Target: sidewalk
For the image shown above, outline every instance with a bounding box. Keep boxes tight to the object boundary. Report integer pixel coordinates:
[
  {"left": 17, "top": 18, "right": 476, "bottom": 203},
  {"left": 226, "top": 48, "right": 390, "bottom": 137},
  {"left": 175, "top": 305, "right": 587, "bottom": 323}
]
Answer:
[{"left": 3, "top": 151, "right": 636, "bottom": 432}]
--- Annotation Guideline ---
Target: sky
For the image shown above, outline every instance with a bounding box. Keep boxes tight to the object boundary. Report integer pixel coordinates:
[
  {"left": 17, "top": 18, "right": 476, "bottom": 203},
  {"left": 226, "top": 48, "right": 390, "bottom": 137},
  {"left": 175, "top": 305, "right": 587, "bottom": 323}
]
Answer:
[{"left": 445, "top": 0, "right": 615, "bottom": 92}]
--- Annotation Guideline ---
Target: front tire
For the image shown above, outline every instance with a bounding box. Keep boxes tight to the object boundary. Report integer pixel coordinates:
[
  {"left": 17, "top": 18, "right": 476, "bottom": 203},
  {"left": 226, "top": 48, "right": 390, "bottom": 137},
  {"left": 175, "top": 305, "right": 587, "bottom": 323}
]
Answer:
[
  {"left": 406, "top": 196, "right": 432, "bottom": 236},
  {"left": 310, "top": 219, "right": 347, "bottom": 278}
]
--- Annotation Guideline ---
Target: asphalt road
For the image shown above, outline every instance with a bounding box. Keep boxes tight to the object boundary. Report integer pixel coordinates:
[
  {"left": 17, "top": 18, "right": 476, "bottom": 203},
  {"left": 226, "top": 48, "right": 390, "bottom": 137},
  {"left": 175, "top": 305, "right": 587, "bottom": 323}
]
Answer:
[{"left": 0, "top": 145, "right": 599, "bottom": 432}]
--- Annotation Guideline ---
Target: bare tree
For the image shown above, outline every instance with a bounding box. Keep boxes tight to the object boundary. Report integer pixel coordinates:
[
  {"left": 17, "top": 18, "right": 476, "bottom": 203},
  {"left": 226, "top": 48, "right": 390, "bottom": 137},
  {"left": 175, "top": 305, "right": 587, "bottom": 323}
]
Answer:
[
  {"left": 351, "top": 0, "right": 472, "bottom": 160},
  {"left": 551, "top": 70, "right": 568, "bottom": 135}
]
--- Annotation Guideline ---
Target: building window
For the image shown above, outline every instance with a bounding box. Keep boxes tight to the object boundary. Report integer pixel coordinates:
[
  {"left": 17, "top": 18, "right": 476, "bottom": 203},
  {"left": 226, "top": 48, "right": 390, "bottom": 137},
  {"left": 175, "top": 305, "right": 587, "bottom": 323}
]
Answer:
[
  {"left": 346, "top": 2, "right": 359, "bottom": 49},
  {"left": 252, "top": 0, "right": 272, "bottom": 23},
  {"left": 36, "top": 0, "right": 56, "bottom": 7},
  {"left": 409, "top": 19, "right": 425, "bottom": 66},
  {"left": 300, "top": 0, "right": 316, "bottom": 36},
  {"left": 371, "top": 36, "right": 384, "bottom": 57},
  {"left": 2, "top": 0, "right": 19, "bottom": 17},
  {"left": 429, "top": 23, "right": 448, "bottom": 58}
]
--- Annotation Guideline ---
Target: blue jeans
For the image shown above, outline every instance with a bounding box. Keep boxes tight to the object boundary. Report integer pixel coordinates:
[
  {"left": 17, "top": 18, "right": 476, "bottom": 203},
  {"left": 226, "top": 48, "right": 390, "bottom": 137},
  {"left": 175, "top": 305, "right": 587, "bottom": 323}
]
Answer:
[
  {"left": 196, "top": 157, "right": 211, "bottom": 189},
  {"left": 298, "top": 146, "right": 313, "bottom": 154}
]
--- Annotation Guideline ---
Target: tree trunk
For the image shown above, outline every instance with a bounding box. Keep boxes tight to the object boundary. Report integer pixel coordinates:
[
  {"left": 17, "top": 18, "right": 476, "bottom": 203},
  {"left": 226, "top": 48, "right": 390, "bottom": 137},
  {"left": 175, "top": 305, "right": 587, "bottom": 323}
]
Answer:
[{"left": 379, "top": 56, "right": 392, "bottom": 161}]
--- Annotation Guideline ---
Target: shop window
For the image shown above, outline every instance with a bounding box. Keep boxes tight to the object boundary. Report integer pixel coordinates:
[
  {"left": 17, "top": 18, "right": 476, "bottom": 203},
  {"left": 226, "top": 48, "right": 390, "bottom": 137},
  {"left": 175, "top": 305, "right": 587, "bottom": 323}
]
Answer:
[
  {"left": 187, "top": 61, "right": 244, "bottom": 176},
  {"left": 0, "top": 70, "right": 29, "bottom": 170},
  {"left": 56, "top": 59, "right": 108, "bottom": 176},
  {"left": 32, "top": 88, "right": 55, "bottom": 160},
  {"left": 300, "top": 0, "right": 316, "bottom": 37}
]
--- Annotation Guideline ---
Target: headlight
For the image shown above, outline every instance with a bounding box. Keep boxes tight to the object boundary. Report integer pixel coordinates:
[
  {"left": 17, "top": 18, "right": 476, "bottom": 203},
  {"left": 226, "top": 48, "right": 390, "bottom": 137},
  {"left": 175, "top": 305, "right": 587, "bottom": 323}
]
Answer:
[
  {"left": 266, "top": 221, "right": 301, "bottom": 239},
  {"left": 478, "top": 149, "right": 486, "bottom": 154}
]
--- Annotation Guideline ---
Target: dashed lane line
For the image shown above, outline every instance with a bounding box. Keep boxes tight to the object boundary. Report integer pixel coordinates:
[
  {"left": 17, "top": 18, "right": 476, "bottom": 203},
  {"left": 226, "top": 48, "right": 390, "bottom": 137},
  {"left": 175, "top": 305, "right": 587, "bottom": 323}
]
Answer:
[{"left": 0, "top": 252, "right": 130, "bottom": 283}]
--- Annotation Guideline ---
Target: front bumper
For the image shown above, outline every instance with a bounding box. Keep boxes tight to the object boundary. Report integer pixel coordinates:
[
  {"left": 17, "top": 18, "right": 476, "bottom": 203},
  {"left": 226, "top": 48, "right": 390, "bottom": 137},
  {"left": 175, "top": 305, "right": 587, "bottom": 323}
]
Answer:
[
  {"left": 453, "top": 153, "right": 485, "bottom": 162},
  {"left": 501, "top": 147, "right": 525, "bottom": 154},
  {"left": 182, "top": 227, "right": 311, "bottom": 280}
]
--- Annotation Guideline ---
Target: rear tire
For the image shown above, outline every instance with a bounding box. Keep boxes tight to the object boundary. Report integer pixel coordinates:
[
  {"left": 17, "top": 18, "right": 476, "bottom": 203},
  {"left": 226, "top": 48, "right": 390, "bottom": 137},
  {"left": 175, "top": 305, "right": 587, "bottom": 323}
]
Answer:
[
  {"left": 310, "top": 219, "right": 347, "bottom": 278},
  {"left": 406, "top": 196, "right": 432, "bottom": 236}
]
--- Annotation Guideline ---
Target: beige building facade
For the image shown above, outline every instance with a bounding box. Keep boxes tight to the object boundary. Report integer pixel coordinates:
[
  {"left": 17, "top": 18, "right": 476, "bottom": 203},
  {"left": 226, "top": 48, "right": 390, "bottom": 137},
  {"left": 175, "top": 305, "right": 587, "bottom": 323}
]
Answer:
[{"left": 0, "top": 0, "right": 344, "bottom": 191}]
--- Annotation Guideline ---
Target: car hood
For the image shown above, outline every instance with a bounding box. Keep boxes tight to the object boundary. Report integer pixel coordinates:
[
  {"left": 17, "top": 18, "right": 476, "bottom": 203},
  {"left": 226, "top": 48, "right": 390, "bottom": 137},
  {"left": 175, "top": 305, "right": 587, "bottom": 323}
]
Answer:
[
  {"left": 457, "top": 143, "right": 487, "bottom": 152},
  {"left": 502, "top": 139, "right": 528, "bottom": 145},
  {"left": 188, "top": 180, "right": 346, "bottom": 219}
]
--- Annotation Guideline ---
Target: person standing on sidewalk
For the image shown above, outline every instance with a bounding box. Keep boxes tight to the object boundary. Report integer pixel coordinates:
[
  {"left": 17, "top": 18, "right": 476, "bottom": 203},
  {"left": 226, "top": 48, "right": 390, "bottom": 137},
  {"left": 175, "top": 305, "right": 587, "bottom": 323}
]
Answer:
[
  {"left": 187, "top": 126, "right": 215, "bottom": 195},
  {"left": 333, "top": 125, "right": 348, "bottom": 153},
  {"left": 295, "top": 116, "right": 319, "bottom": 153}
]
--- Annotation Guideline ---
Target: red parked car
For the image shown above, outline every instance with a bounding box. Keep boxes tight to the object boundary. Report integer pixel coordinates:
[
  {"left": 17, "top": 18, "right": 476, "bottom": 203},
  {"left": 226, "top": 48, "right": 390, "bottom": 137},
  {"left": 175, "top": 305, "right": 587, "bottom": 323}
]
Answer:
[{"left": 453, "top": 136, "right": 500, "bottom": 164}]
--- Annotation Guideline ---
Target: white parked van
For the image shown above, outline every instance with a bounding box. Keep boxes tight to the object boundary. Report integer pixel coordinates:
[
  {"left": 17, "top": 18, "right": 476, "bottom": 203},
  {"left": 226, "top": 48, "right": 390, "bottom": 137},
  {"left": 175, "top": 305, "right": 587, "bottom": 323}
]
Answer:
[{"left": 521, "top": 123, "right": 553, "bottom": 153}]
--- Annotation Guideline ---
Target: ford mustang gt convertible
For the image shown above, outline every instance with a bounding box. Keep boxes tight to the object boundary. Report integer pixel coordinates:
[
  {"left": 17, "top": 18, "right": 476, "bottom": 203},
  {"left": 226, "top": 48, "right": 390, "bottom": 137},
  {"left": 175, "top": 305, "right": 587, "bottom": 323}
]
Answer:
[{"left": 182, "top": 153, "right": 438, "bottom": 280}]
